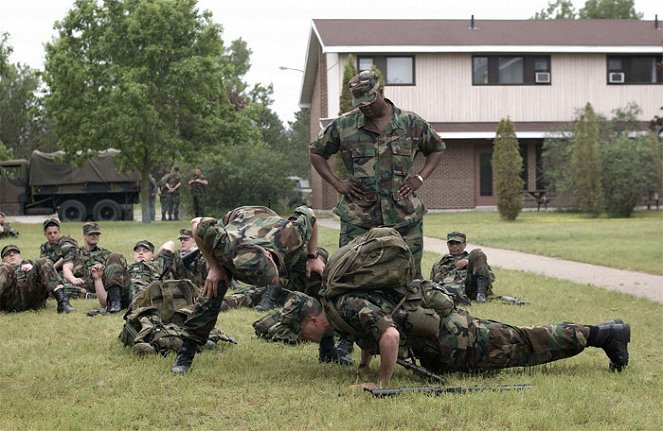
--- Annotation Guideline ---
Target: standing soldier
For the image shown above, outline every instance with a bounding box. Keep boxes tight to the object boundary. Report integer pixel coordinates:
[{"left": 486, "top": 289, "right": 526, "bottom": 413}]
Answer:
[
  {"left": 309, "top": 70, "right": 444, "bottom": 278},
  {"left": 188, "top": 168, "right": 208, "bottom": 217},
  {"left": 159, "top": 172, "right": 172, "bottom": 221},
  {"left": 148, "top": 174, "right": 158, "bottom": 222},
  {"left": 165, "top": 166, "right": 182, "bottom": 221},
  {"left": 0, "top": 244, "right": 75, "bottom": 313}
]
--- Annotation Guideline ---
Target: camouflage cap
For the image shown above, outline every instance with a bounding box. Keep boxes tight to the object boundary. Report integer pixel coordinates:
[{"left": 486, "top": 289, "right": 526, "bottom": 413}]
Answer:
[
  {"left": 178, "top": 229, "right": 193, "bottom": 239},
  {"left": 43, "top": 218, "right": 61, "bottom": 230},
  {"left": 278, "top": 291, "right": 320, "bottom": 340},
  {"left": 1, "top": 244, "right": 20, "bottom": 258},
  {"left": 231, "top": 244, "right": 277, "bottom": 287},
  {"left": 447, "top": 231, "right": 466, "bottom": 243},
  {"left": 133, "top": 240, "right": 155, "bottom": 253},
  {"left": 83, "top": 222, "right": 101, "bottom": 235},
  {"left": 349, "top": 70, "right": 381, "bottom": 107}
]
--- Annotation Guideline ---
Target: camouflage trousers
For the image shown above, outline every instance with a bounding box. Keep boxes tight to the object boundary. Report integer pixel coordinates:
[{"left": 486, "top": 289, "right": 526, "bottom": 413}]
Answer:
[
  {"left": 0, "top": 259, "right": 61, "bottom": 312},
  {"left": 222, "top": 286, "right": 266, "bottom": 310},
  {"left": 340, "top": 219, "right": 423, "bottom": 278},
  {"left": 462, "top": 249, "right": 495, "bottom": 299},
  {"left": 415, "top": 309, "right": 589, "bottom": 373},
  {"left": 192, "top": 194, "right": 204, "bottom": 218},
  {"left": 180, "top": 281, "right": 230, "bottom": 345},
  {"left": 161, "top": 194, "right": 172, "bottom": 220},
  {"left": 168, "top": 193, "right": 180, "bottom": 220}
]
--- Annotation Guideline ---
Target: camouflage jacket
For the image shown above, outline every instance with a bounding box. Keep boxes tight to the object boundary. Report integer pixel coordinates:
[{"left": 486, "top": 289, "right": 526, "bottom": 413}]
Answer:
[
  {"left": 197, "top": 205, "right": 315, "bottom": 291},
  {"left": 166, "top": 173, "right": 181, "bottom": 195},
  {"left": 310, "top": 99, "right": 445, "bottom": 228},
  {"left": 429, "top": 252, "right": 470, "bottom": 287},
  {"left": 0, "top": 222, "right": 19, "bottom": 238},
  {"left": 66, "top": 245, "right": 112, "bottom": 280},
  {"left": 127, "top": 260, "right": 161, "bottom": 299},
  {"left": 189, "top": 174, "right": 207, "bottom": 197},
  {"left": 40, "top": 236, "right": 79, "bottom": 266}
]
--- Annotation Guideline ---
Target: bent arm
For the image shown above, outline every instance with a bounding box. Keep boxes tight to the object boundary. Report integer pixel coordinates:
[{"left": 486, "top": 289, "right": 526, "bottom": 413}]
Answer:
[
  {"left": 378, "top": 327, "right": 400, "bottom": 388},
  {"left": 310, "top": 153, "right": 340, "bottom": 190}
]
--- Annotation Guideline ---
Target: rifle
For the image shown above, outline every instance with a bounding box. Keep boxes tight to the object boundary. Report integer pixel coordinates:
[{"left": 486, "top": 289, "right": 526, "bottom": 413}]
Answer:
[
  {"left": 496, "top": 295, "right": 529, "bottom": 305},
  {"left": 366, "top": 383, "right": 533, "bottom": 398},
  {"left": 180, "top": 249, "right": 201, "bottom": 269},
  {"left": 396, "top": 358, "right": 446, "bottom": 384}
]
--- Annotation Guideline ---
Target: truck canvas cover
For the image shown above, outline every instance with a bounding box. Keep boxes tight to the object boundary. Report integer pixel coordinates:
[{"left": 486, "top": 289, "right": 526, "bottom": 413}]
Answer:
[{"left": 29, "top": 149, "right": 140, "bottom": 186}]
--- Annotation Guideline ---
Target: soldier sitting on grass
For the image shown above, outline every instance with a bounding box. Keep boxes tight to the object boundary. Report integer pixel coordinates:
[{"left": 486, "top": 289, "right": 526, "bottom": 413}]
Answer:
[
  {"left": 0, "top": 244, "right": 75, "bottom": 313},
  {"left": 0, "top": 211, "right": 19, "bottom": 239}
]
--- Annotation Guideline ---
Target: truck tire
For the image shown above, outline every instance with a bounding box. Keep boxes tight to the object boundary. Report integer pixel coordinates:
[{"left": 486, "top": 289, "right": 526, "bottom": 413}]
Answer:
[
  {"left": 92, "top": 199, "right": 122, "bottom": 221},
  {"left": 59, "top": 199, "right": 87, "bottom": 221}
]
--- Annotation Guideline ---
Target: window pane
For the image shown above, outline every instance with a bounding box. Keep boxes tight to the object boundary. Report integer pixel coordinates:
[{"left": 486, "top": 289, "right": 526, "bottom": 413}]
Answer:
[
  {"left": 608, "top": 58, "right": 622, "bottom": 70},
  {"left": 386, "top": 57, "right": 413, "bottom": 84},
  {"left": 534, "top": 58, "right": 549, "bottom": 71},
  {"left": 630, "top": 57, "right": 655, "bottom": 83},
  {"left": 473, "top": 57, "right": 488, "bottom": 84},
  {"left": 358, "top": 58, "right": 374, "bottom": 72},
  {"left": 498, "top": 57, "right": 524, "bottom": 84},
  {"left": 479, "top": 153, "right": 493, "bottom": 196}
]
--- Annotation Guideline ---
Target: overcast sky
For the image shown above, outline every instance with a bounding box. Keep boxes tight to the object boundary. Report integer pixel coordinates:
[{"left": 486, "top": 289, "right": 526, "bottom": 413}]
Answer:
[{"left": 1, "top": 0, "right": 660, "bottom": 123}]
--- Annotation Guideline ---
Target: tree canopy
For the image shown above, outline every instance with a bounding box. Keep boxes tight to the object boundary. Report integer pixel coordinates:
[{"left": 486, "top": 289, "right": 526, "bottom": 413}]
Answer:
[
  {"left": 534, "top": 0, "right": 643, "bottom": 19},
  {"left": 43, "top": 0, "right": 243, "bottom": 222}
]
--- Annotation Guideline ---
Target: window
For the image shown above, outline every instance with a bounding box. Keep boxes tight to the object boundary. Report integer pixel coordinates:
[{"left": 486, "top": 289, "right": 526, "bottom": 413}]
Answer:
[
  {"left": 479, "top": 153, "right": 493, "bottom": 196},
  {"left": 607, "top": 55, "right": 662, "bottom": 84},
  {"left": 472, "top": 55, "right": 551, "bottom": 85},
  {"left": 357, "top": 55, "right": 414, "bottom": 85}
]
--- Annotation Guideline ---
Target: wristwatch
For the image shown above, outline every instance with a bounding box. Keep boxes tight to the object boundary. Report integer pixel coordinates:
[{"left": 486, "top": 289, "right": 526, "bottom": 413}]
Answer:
[{"left": 307, "top": 251, "right": 318, "bottom": 260}]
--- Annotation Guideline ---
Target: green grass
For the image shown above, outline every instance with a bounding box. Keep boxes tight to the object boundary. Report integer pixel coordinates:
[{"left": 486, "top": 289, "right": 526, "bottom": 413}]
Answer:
[
  {"left": 1, "top": 220, "right": 662, "bottom": 430},
  {"left": 423, "top": 210, "right": 663, "bottom": 275}
]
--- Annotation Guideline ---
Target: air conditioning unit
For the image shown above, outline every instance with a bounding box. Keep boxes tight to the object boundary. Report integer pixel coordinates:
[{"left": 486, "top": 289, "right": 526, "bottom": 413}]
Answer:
[
  {"left": 609, "top": 72, "right": 625, "bottom": 83},
  {"left": 535, "top": 72, "right": 551, "bottom": 84}
]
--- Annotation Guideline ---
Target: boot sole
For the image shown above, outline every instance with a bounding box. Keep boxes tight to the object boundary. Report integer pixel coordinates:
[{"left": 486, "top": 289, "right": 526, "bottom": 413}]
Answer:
[{"left": 608, "top": 323, "right": 630, "bottom": 372}]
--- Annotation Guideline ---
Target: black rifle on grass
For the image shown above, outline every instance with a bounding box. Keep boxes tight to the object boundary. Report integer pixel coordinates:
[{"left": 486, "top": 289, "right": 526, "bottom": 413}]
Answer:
[{"left": 366, "top": 383, "right": 533, "bottom": 398}]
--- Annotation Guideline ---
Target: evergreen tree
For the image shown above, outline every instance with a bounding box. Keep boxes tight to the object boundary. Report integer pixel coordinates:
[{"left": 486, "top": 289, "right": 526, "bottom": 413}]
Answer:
[
  {"left": 578, "top": 0, "right": 642, "bottom": 19},
  {"left": 534, "top": 0, "right": 577, "bottom": 19},
  {"left": 493, "top": 118, "right": 523, "bottom": 220},
  {"left": 339, "top": 54, "right": 356, "bottom": 115},
  {"left": 572, "top": 103, "right": 604, "bottom": 217}
]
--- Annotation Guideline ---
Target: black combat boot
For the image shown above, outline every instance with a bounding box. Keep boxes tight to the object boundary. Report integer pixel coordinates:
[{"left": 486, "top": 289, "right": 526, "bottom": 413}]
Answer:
[
  {"left": 171, "top": 339, "right": 197, "bottom": 374},
  {"left": 475, "top": 276, "right": 488, "bottom": 303},
  {"left": 106, "top": 285, "right": 122, "bottom": 313},
  {"left": 319, "top": 334, "right": 354, "bottom": 366},
  {"left": 587, "top": 321, "right": 630, "bottom": 372},
  {"left": 254, "top": 284, "right": 282, "bottom": 312},
  {"left": 54, "top": 287, "right": 75, "bottom": 314}
]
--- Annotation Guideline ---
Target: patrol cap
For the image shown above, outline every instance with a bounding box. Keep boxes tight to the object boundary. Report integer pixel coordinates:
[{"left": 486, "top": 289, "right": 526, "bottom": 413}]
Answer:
[
  {"left": 277, "top": 291, "right": 320, "bottom": 340},
  {"left": 1, "top": 244, "right": 20, "bottom": 258},
  {"left": 43, "top": 218, "right": 61, "bottom": 230},
  {"left": 83, "top": 222, "right": 101, "bottom": 235},
  {"left": 178, "top": 229, "right": 193, "bottom": 240},
  {"left": 447, "top": 231, "right": 466, "bottom": 243},
  {"left": 0, "top": 211, "right": 6, "bottom": 217},
  {"left": 133, "top": 240, "right": 155, "bottom": 253},
  {"left": 349, "top": 70, "right": 381, "bottom": 107},
  {"left": 231, "top": 244, "right": 277, "bottom": 287}
]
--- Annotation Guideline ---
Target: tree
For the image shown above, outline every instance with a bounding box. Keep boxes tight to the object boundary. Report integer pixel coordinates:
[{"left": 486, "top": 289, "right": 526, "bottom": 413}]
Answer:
[
  {"left": 339, "top": 54, "right": 356, "bottom": 116},
  {"left": 285, "top": 107, "right": 312, "bottom": 178},
  {"left": 0, "top": 33, "right": 15, "bottom": 160},
  {"left": 493, "top": 118, "right": 523, "bottom": 221},
  {"left": 572, "top": 103, "right": 603, "bottom": 217},
  {"left": 42, "top": 0, "right": 241, "bottom": 223},
  {"left": 534, "top": 0, "right": 577, "bottom": 19},
  {"left": 578, "top": 0, "right": 642, "bottom": 19}
]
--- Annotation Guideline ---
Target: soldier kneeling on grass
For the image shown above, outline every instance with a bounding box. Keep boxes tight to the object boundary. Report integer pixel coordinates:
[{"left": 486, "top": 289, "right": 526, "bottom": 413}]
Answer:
[{"left": 0, "top": 244, "right": 75, "bottom": 313}]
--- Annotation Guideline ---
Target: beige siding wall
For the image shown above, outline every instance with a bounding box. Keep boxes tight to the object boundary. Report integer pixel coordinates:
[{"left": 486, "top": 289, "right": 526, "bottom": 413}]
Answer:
[{"left": 331, "top": 53, "right": 661, "bottom": 123}]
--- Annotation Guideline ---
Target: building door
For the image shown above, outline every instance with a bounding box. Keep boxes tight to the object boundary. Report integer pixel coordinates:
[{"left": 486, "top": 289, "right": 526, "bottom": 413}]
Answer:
[{"left": 474, "top": 148, "right": 496, "bottom": 206}]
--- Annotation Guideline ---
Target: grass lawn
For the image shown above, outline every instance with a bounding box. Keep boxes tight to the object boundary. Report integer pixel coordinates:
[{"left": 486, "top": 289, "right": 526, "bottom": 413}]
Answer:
[
  {"left": 0, "top": 220, "right": 661, "bottom": 430},
  {"left": 423, "top": 210, "right": 663, "bottom": 275}
]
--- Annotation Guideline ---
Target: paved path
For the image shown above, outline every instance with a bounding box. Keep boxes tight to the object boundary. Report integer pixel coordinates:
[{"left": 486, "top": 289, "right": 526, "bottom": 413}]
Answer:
[{"left": 316, "top": 218, "right": 663, "bottom": 304}]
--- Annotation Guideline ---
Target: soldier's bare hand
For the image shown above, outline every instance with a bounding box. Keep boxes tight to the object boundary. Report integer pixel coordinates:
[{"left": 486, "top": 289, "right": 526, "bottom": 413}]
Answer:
[
  {"left": 455, "top": 258, "right": 469, "bottom": 269},
  {"left": 20, "top": 263, "right": 33, "bottom": 272},
  {"left": 335, "top": 180, "right": 364, "bottom": 199},
  {"left": 306, "top": 256, "right": 325, "bottom": 278},
  {"left": 203, "top": 265, "right": 228, "bottom": 298},
  {"left": 90, "top": 264, "right": 104, "bottom": 280},
  {"left": 398, "top": 176, "right": 423, "bottom": 198}
]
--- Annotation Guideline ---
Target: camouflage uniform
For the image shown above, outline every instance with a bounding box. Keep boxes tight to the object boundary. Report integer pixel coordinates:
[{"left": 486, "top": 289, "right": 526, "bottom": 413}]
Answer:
[
  {"left": 40, "top": 236, "right": 78, "bottom": 268},
  {"left": 189, "top": 172, "right": 207, "bottom": 217},
  {"left": 0, "top": 258, "right": 63, "bottom": 312},
  {"left": 180, "top": 205, "right": 323, "bottom": 345},
  {"left": 310, "top": 74, "right": 444, "bottom": 278},
  {"left": 126, "top": 259, "right": 162, "bottom": 300},
  {"left": 157, "top": 248, "right": 208, "bottom": 288},
  {"left": 159, "top": 173, "right": 172, "bottom": 221},
  {"left": 166, "top": 170, "right": 181, "bottom": 221},
  {"left": 65, "top": 244, "right": 113, "bottom": 293},
  {"left": 0, "top": 222, "right": 19, "bottom": 239},
  {"left": 283, "top": 289, "right": 590, "bottom": 375},
  {"left": 430, "top": 249, "right": 495, "bottom": 302},
  {"left": 148, "top": 175, "right": 158, "bottom": 222}
]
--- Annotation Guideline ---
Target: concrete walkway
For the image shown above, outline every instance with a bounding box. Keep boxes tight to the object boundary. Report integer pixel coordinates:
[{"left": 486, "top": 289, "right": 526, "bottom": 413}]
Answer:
[{"left": 316, "top": 218, "right": 663, "bottom": 304}]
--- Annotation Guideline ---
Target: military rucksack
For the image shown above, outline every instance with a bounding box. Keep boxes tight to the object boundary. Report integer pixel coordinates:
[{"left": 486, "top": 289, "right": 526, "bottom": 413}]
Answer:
[
  {"left": 130, "top": 279, "right": 199, "bottom": 322},
  {"left": 319, "top": 227, "right": 415, "bottom": 299}
]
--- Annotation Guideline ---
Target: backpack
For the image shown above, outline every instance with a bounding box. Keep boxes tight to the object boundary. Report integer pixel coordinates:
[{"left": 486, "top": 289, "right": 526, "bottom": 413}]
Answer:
[
  {"left": 319, "top": 227, "right": 415, "bottom": 299},
  {"left": 130, "top": 279, "right": 199, "bottom": 322}
]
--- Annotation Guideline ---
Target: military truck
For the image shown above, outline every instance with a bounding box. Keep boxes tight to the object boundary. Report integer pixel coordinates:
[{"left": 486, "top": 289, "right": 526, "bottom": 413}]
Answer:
[{"left": 0, "top": 149, "right": 140, "bottom": 221}]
